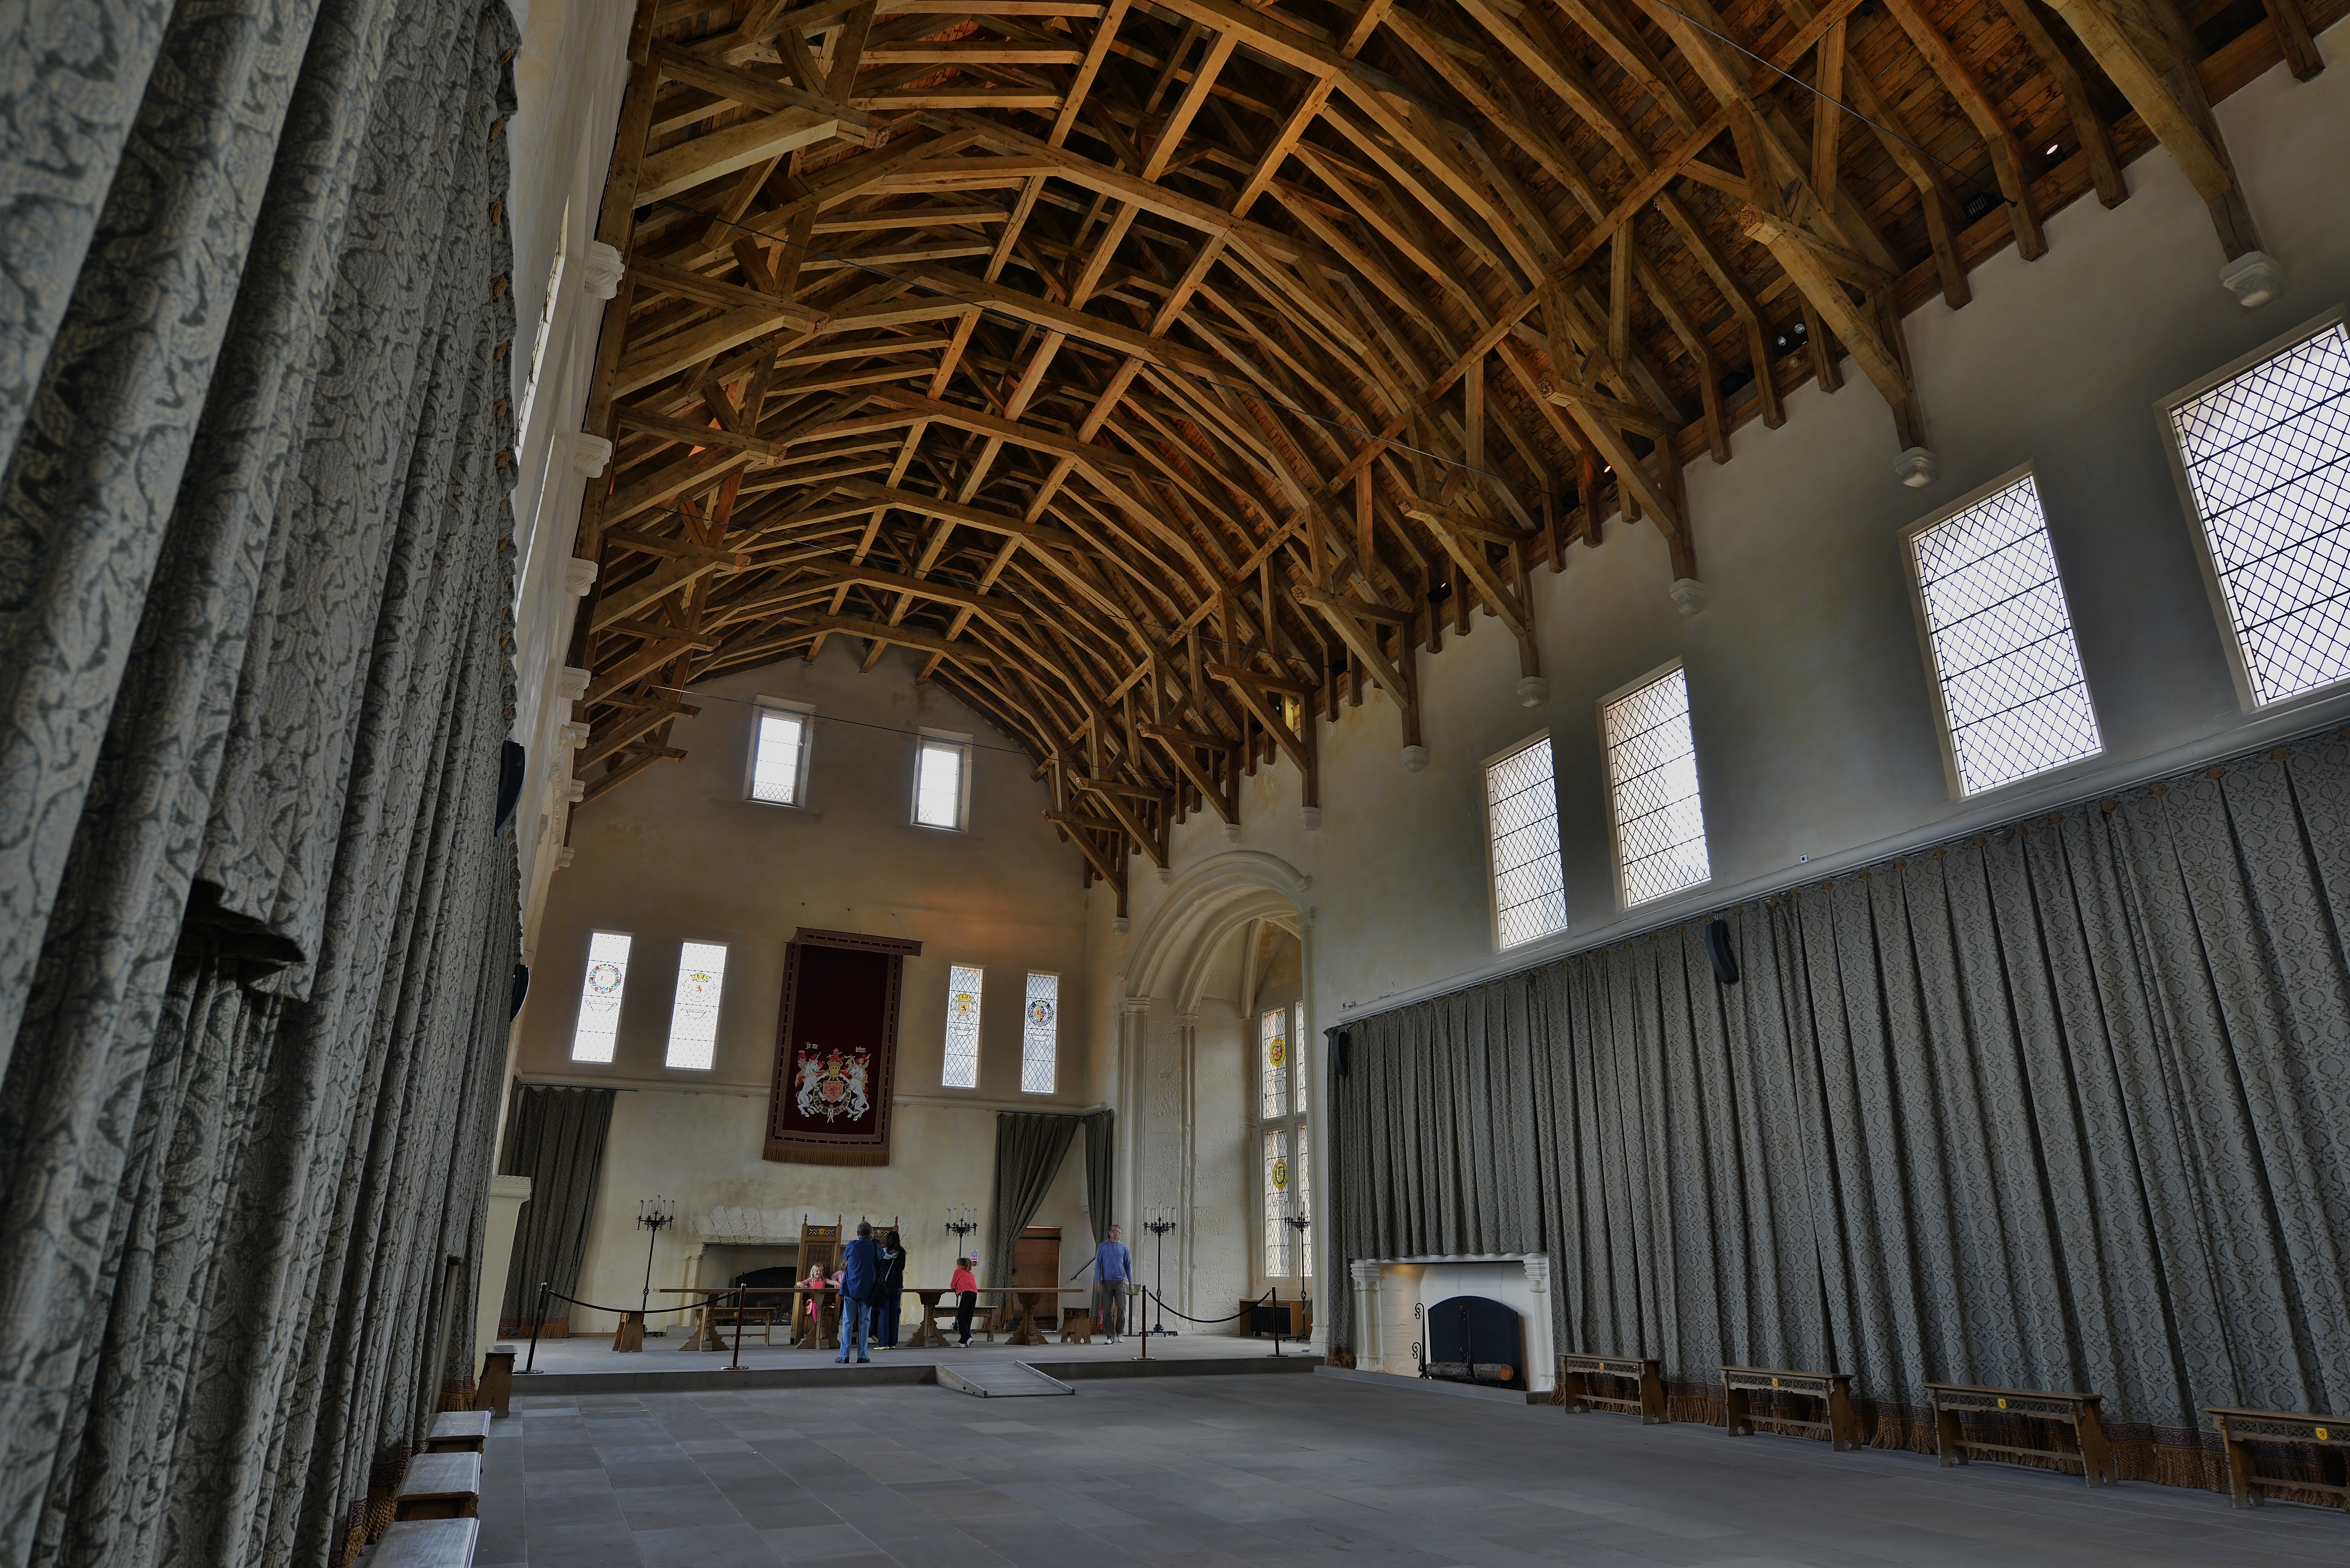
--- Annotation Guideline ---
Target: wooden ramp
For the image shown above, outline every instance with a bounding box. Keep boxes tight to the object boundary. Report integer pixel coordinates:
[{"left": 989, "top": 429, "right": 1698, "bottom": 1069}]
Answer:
[{"left": 937, "top": 1362, "right": 1075, "bottom": 1398}]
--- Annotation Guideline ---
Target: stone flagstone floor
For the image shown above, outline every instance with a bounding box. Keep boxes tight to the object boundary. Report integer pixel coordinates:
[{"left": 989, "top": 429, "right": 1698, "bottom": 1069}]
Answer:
[{"left": 471, "top": 1370, "right": 2349, "bottom": 1567}]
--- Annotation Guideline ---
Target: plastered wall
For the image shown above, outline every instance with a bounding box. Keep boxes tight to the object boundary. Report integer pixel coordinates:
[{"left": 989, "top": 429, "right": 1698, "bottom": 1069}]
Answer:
[{"left": 517, "top": 643, "right": 1102, "bottom": 1329}]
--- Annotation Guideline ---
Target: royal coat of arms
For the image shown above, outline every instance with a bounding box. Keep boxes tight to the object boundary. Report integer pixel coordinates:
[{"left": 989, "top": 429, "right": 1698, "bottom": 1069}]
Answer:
[{"left": 793, "top": 1046, "right": 871, "bottom": 1122}]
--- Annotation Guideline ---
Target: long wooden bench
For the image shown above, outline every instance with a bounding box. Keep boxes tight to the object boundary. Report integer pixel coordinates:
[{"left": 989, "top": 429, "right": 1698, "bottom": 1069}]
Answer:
[
  {"left": 1557, "top": 1354, "right": 1667, "bottom": 1424},
  {"left": 392, "top": 1451, "right": 482, "bottom": 1521},
  {"left": 1924, "top": 1382, "right": 2114, "bottom": 1487},
  {"left": 2205, "top": 1406, "right": 2350, "bottom": 1509},
  {"left": 1721, "top": 1365, "right": 1861, "bottom": 1451},
  {"left": 371, "top": 1517, "right": 479, "bottom": 1567},
  {"left": 426, "top": 1411, "right": 490, "bottom": 1453}
]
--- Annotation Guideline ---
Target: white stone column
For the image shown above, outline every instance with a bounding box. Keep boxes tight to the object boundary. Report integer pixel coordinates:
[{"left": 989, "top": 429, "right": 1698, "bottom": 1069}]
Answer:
[
  {"left": 1116, "top": 995, "right": 1150, "bottom": 1242},
  {"left": 1349, "top": 1259, "right": 1380, "bottom": 1370},
  {"left": 474, "top": 1175, "right": 532, "bottom": 1372},
  {"left": 1175, "top": 1009, "right": 1198, "bottom": 1326},
  {"left": 1522, "top": 1255, "right": 1554, "bottom": 1393}
]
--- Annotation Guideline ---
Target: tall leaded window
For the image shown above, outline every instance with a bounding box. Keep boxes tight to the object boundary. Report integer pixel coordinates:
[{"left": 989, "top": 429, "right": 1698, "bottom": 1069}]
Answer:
[
  {"left": 913, "top": 733, "right": 969, "bottom": 828},
  {"left": 1602, "top": 662, "right": 1711, "bottom": 907},
  {"left": 749, "top": 701, "right": 812, "bottom": 805},
  {"left": 942, "top": 964, "right": 982, "bottom": 1088},
  {"left": 1021, "top": 973, "right": 1058, "bottom": 1094},
  {"left": 663, "top": 941, "right": 729, "bottom": 1070},
  {"left": 1483, "top": 734, "right": 1566, "bottom": 950},
  {"left": 571, "top": 930, "right": 633, "bottom": 1063},
  {"left": 1256, "top": 1003, "right": 1308, "bottom": 1280},
  {"left": 2165, "top": 316, "right": 2350, "bottom": 707},
  {"left": 1905, "top": 470, "right": 2102, "bottom": 796}
]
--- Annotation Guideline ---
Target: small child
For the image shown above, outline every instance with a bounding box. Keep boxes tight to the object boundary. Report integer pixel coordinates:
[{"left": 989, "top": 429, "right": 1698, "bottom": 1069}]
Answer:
[
  {"left": 802, "top": 1263, "right": 832, "bottom": 1327},
  {"left": 950, "top": 1256, "right": 979, "bottom": 1348}
]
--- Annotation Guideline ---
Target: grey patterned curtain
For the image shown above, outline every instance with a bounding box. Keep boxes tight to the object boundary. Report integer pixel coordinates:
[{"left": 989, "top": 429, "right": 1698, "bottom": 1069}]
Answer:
[
  {"left": 1330, "top": 730, "right": 2350, "bottom": 1488},
  {"left": 498, "top": 1087, "right": 616, "bottom": 1327},
  {"left": 987, "top": 1112, "right": 1081, "bottom": 1287},
  {"left": 1083, "top": 1108, "right": 1115, "bottom": 1247},
  {"left": 0, "top": 2, "right": 523, "bottom": 1566}
]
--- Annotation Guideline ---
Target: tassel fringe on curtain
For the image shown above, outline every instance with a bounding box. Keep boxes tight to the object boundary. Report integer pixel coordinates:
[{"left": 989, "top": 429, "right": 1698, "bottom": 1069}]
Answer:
[
  {"left": 1331, "top": 728, "right": 2350, "bottom": 1497},
  {"left": 0, "top": 2, "right": 525, "bottom": 1564}
]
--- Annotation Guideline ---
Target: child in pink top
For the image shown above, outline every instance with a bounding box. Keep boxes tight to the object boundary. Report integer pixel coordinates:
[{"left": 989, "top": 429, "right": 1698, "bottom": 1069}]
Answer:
[{"left": 950, "top": 1259, "right": 979, "bottom": 1347}]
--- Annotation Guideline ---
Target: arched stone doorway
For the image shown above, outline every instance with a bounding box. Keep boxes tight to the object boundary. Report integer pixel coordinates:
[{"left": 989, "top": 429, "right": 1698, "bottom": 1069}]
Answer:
[{"left": 1115, "top": 852, "right": 1322, "bottom": 1346}]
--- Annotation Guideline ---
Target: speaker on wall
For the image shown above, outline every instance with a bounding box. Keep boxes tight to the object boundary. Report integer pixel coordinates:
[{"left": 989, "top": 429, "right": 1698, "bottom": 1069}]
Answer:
[
  {"left": 493, "top": 739, "right": 526, "bottom": 835},
  {"left": 1705, "top": 918, "right": 1740, "bottom": 985}
]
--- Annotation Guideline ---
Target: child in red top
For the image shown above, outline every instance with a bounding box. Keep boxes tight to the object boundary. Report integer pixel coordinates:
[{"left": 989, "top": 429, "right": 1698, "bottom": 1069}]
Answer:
[{"left": 950, "top": 1258, "right": 979, "bottom": 1348}]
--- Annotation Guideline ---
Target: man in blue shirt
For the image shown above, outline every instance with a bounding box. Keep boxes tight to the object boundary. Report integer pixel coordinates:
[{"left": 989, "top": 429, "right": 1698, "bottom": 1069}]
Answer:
[
  {"left": 1093, "top": 1224, "right": 1133, "bottom": 1344},
  {"left": 836, "top": 1220, "right": 878, "bottom": 1363}
]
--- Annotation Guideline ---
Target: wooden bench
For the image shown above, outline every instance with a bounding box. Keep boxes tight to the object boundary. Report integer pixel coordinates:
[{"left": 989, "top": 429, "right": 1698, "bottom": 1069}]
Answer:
[
  {"left": 1557, "top": 1354, "right": 1667, "bottom": 1423},
  {"left": 370, "top": 1517, "right": 479, "bottom": 1567},
  {"left": 2205, "top": 1406, "right": 2350, "bottom": 1509},
  {"left": 477, "top": 1345, "right": 514, "bottom": 1419},
  {"left": 392, "top": 1451, "right": 482, "bottom": 1521},
  {"left": 1924, "top": 1383, "right": 2114, "bottom": 1487},
  {"left": 425, "top": 1410, "right": 490, "bottom": 1453},
  {"left": 1058, "top": 1308, "right": 1094, "bottom": 1344},
  {"left": 1721, "top": 1366, "right": 1861, "bottom": 1451}
]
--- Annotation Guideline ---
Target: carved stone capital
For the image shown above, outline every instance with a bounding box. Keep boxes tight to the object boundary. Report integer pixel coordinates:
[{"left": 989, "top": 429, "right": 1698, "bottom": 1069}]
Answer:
[
  {"left": 580, "top": 240, "right": 627, "bottom": 300},
  {"left": 1523, "top": 1255, "right": 1551, "bottom": 1293}
]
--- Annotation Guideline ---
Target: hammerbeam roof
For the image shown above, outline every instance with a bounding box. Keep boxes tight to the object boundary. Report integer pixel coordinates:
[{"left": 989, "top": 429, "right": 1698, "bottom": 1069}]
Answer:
[{"left": 560, "top": 0, "right": 2334, "bottom": 908}]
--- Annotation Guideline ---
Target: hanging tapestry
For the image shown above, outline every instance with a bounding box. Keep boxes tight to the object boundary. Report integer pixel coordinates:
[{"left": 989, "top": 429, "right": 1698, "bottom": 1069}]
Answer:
[{"left": 766, "top": 929, "right": 921, "bottom": 1165}]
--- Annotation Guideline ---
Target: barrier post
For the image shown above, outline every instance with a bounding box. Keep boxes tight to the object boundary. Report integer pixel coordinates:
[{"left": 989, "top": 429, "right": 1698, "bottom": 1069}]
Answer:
[
  {"left": 523, "top": 1282, "right": 549, "bottom": 1374},
  {"left": 729, "top": 1287, "right": 745, "bottom": 1371}
]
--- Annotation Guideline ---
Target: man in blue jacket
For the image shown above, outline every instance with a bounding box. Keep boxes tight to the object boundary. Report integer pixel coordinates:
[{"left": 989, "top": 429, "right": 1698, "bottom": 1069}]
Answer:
[{"left": 836, "top": 1220, "right": 878, "bottom": 1364}]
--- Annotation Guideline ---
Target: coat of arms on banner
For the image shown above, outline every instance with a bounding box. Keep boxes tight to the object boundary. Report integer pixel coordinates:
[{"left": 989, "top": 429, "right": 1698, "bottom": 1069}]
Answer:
[{"left": 794, "top": 1046, "right": 871, "bottom": 1122}]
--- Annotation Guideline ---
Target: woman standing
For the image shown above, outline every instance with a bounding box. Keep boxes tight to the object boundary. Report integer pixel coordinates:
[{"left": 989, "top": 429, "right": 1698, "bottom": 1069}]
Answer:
[{"left": 874, "top": 1228, "right": 907, "bottom": 1348}]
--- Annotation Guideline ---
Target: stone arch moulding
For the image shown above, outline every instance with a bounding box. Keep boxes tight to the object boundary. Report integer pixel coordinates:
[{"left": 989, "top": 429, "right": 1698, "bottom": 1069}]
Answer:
[
  {"left": 1122, "top": 850, "right": 1313, "bottom": 1016},
  {"left": 1113, "top": 849, "right": 1321, "bottom": 1340}
]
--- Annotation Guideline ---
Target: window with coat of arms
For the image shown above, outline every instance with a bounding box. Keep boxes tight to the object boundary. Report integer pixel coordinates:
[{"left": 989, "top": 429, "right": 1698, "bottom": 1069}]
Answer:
[
  {"left": 1021, "top": 972, "right": 1058, "bottom": 1094},
  {"left": 663, "top": 941, "right": 729, "bottom": 1070},
  {"left": 1257, "top": 1002, "right": 1310, "bottom": 1280},
  {"left": 942, "top": 964, "right": 982, "bottom": 1088},
  {"left": 570, "top": 930, "right": 633, "bottom": 1063}
]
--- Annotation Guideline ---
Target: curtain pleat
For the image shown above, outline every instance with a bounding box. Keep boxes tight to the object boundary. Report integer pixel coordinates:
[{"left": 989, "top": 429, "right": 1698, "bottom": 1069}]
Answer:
[
  {"left": 497, "top": 1087, "right": 617, "bottom": 1326},
  {"left": 0, "top": 1, "right": 524, "bottom": 1563},
  {"left": 1331, "top": 730, "right": 2350, "bottom": 1475},
  {"left": 987, "top": 1112, "right": 1081, "bottom": 1286}
]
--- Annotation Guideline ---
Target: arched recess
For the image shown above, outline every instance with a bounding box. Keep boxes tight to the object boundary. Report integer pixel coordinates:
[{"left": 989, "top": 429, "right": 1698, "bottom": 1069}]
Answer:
[{"left": 1114, "top": 852, "right": 1322, "bottom": 1342}]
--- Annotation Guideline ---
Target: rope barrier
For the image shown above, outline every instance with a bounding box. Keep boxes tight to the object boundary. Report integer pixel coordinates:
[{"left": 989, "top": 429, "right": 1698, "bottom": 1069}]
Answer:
[
  {"left": 1142, "top": 1287, "right": 1274, "bottom": 1325},
  {"left": 539, "top": 1286, "right": 737, "bottom": 1317}
]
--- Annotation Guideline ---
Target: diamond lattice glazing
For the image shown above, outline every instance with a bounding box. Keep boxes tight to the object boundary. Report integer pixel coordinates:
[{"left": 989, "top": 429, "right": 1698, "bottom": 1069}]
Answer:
[
  {"left": 1910, "top": 473, "right": 2102, "bottom": 795},
  {"left": 942, "top": 963, "right": 982, "bottom": 1088},
  {"left": 2172, "top": 323, "right": 2350, "bottom": 705},
  {"left": 664, "top": 941, "right": 729, "bottom": 1069},
  {"left": 1021, "top": 972, "right": 1057, "bottom": 1094},
  {"left": 1604, "top": 668, "right": 1711, "bottom": 906},
  {"left": 1484, "top": 736, "right": 1567, "bottom": 947}
]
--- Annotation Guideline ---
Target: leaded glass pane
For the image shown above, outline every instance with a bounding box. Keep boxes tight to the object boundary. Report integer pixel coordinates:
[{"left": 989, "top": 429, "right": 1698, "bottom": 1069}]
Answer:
[
  {"left": 1263, "top": 1128, "right": 1291, "bottom": 1278},
  {"left": 914, "top": 740, "right": 963, "bottom": 827},
  {"left": 571, "top": 930, "right": 632, "bottom": 1063},
  {"left": 1295, "top": 1136, "right": 1311, "bottom": 1278},
  {"left": 1021, "top": 973, "right": 1057, "bottom": 1094},
  {"left": 1911, "top": 474, "right": 2102, "bottom": 794},
  {"left": 1259, "top": 1006, "right": 1288, "bottom": 1119},
  {"left": 943, "top": 964, "right": 982, "bottom": 1088},
  {"left": 1605, "top": 668, "right": 1712, "bottom": 906},
  {"left": 2171, "top": 322, "right": 2350, "bottom": 705},
  {"left": 751, "top": 710, "right": 807, "bottom": 804},
  {"left": 1484, "top": 736, "right": 1567, "bottom": 948},
  {"left": 1290, "top": 1000, "right": 1306, "bottom": 1117},
  {"left": 663, "top": 941, "right": 729, "bottom": 1069}
]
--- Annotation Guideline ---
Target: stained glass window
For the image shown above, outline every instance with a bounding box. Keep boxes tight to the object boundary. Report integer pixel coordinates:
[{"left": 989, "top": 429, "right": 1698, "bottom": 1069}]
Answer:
[
  {"left": 2168, "top": 320, "right": 2350, "bottom": 706},
  {"left": 914, "top": 737, "right": 966, "bottom": 827},
  {"left": 1263, "top": 1128, "right": 1292, "bottom": 1278},
  {"left": 1259, "top": 1006, "right": 1288, "bottom": 1119},
  {"left": 1485, "top": 735, "right": 1567, "bottom": 948},
  {"left": 750, "top": 705, "right": 810, "bottom": 805},
  {"left": 663, "top": 941, "right": 729, "bottom": 1070},
  {"left": 942, "top": 964, "right": 982, "bottom": 1088},
  {"left": 1295, "top": 1137, "right": 1311, "bottom": 1278},
  {"left": 1604, "top": 665, "right": 1712, "bottom": 907},
  {"left": 571, "top": 931, "right": 632, "bottom": 1063},
  {"left": 1908, "top": 473, "right": 2102, "bottom": 795},
  {"left": 1021, "top": 973, "right": 1057, "bottom": 1094},
  {"left": 1291, "top": 1000, "right": 1306, "bottom": 1117}
]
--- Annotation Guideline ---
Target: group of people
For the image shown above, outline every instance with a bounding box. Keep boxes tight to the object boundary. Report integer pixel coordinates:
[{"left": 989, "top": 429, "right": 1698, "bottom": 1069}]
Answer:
[{"left": 805, "top": 1221, "right": 1137, "bottom": 1361}]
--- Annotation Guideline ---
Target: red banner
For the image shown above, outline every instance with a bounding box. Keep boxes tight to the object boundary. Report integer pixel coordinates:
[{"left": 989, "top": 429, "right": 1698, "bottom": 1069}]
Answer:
[{"left": 765, "top": 929, "right": 920, "bottom": 1165}]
